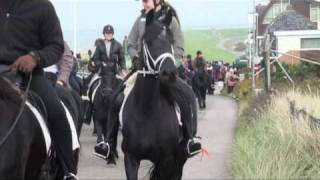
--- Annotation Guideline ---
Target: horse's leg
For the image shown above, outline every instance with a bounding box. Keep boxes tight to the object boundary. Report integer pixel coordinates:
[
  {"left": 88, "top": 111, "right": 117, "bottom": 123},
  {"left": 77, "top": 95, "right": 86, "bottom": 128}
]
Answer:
[
  {"left": 151, "top": 156, "right": 177, "bottom": 180},
  {"left": 172, "top": 151, "right": 187, "bottom": 180},
  {"left": 106, "top": 109, "right": 120, "bottom": 165},
  {"left": 124, "top": 153, "right": 140, "bottom": 180},
  {"left": 202, "top": 88, "right": 207, "bottom": 109},
  {"left": 196, "top": 91, "right": 202, "bottom": 109},
  {"left": 95, "top": 116, "right": 104, "bottom": 143}
]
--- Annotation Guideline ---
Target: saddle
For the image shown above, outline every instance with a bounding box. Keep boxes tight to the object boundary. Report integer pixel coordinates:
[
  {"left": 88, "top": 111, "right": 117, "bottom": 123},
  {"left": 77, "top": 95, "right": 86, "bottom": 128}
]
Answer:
[{"left": 0, "top": 64, "right": 48, "bottom": 126}]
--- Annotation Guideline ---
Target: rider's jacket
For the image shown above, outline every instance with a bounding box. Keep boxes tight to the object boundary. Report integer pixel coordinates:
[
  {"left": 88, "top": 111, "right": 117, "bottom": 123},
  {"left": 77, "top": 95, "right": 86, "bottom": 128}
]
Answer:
[
  {"left": 194, "top": 57, "right": 206, "bottom": 71},
  {"left": 127, "top": 6, "right": 184, "bottom": 61},
  {"left": 0, "top": 0, "right": 64, "bottom": 69},
  {"left": 92, "top": 39, "right": 126, "bottom": 74}
]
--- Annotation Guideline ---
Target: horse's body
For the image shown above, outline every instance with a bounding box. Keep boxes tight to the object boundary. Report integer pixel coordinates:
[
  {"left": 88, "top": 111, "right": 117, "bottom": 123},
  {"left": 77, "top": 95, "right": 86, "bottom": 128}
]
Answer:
[
  {"left": 122, "top": 74, "right": 187, "bottom": 179},
  {"left": 89, "top": 64, "right": 123, "bottom": 163},
  {"left": 0, "top": 78, "right": 47, "bottom": 179},
  {"left": 192, "top": 69, "right": 209, "bottom": 109},
  {"left": 0, "top": 76, "right": 80, "bottom": 179}
]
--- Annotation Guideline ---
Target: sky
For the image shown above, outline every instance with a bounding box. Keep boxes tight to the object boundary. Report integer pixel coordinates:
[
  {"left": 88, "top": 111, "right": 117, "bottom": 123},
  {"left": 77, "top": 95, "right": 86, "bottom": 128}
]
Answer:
[{"left": 50, "top": 0, "right": 259, "bottom": 50}]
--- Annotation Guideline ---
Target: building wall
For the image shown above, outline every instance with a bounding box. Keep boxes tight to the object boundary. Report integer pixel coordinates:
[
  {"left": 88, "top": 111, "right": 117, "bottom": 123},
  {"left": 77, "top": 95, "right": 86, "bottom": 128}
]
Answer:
[
  {"left": 257, "top": 0, "right": 316, "bottom": 35},
  {"left": 277, "top": 36, "right": 301, "bottom": 53},
  {"left": 276, "top": 31, "right": 320, "bottom": 64}
]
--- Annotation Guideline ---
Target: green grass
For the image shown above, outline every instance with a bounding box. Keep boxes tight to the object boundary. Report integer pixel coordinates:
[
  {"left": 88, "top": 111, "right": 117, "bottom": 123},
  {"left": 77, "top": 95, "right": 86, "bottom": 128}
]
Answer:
[
  {"left": 218, "top": 28, "right": 248, "bottom": 39},
  {"left": 184, "top": 28, "right": 247, "bottom": 63},
  {"left": 231, "top": 90, "right": 320, "bottom": 179}
]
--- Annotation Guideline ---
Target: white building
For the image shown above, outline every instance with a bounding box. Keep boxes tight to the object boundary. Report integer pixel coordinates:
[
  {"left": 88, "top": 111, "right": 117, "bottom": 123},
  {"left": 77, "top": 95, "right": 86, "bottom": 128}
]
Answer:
[{"left": 274, "top": 30, "right": 320, "bottom": 64}]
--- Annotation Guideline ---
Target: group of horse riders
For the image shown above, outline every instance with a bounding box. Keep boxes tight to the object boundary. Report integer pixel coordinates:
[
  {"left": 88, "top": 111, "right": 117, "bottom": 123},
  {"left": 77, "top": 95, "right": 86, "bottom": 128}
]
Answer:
[{"left": 0, "top": 0, "right": 202, "bottom": 179}]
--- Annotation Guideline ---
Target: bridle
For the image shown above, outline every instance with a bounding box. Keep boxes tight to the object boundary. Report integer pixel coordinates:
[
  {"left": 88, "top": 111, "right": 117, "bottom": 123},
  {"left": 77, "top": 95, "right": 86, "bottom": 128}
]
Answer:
[{"left": 138, "top": 40, "right": 176, "bottom": 76}]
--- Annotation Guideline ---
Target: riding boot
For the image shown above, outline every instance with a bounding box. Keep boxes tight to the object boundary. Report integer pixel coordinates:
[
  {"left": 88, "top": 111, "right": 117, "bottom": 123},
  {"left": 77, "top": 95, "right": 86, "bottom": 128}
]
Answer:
[{"left": 173, "top": 78, "right": 202, "bottom": 158}]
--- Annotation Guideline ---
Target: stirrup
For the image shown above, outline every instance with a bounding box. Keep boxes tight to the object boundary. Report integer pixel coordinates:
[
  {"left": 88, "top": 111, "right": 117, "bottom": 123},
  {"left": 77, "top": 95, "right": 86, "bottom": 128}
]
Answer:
[
  {"left": 93, "top": 142, "right": 110, "bottom": 159},
  {"left": 187, "top": 139, "right": 202, "bottom": 157},
  {"left": 63, "top": 173, "right": 78, "bottom": 180}
]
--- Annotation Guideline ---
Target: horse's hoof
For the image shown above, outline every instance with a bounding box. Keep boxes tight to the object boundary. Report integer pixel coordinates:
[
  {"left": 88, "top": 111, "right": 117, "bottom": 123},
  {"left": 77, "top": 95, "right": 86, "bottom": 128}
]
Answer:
[{"left": 107, "top": 158, "right": 117, "bottom": 165}]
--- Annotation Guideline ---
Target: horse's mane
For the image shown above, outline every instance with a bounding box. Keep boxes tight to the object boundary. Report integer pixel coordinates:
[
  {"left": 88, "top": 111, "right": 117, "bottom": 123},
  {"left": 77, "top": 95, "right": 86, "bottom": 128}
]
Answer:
[
  {"left": 162, "top": 2, "right": 180, "bottom": 24},
  {"left": 0, "top": 77, "right": 23, "bottom": 106}
]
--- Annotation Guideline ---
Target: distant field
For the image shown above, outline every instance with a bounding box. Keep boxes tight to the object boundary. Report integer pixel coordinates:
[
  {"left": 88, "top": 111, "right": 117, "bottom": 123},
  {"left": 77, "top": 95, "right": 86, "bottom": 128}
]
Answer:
[{"left": 184, "top": 28, "right": 247, "bottom": 63}]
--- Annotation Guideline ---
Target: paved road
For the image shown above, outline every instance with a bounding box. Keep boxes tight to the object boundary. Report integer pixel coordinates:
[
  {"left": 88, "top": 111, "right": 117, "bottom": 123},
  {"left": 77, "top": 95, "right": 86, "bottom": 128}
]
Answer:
[{"left": 78, "top": 95, "right": 238, "bottom": 180}]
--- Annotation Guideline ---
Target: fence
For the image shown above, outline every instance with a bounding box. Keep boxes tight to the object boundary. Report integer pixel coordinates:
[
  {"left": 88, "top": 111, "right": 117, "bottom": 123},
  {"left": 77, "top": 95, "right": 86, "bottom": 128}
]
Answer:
[{"left": 289, "top": 99, "right": 320, "bottom": 131}]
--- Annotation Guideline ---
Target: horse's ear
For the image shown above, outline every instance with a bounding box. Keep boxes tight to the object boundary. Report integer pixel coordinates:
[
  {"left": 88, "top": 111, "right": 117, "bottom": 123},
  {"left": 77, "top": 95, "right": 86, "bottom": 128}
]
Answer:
[
  {"left": 146, "top": 9, "right": 155, "bottom": 26},
  {"left": 161, "top": 8, "right": 173, "bottom": 27}
]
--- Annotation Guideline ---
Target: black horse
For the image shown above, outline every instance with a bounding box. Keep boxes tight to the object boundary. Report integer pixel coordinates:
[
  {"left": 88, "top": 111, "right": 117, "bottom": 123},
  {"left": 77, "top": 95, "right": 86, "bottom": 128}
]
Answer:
[
  {"left": 192, "top": 68, "right": 209, "bottom": 109},
  {"left": 119, "top": 10, "right": 196, "bottom": 180},
  {"left": 89, "top": 63, "right": 123, "bottom": 162},
  {"left": 0, "top": 70, "right": 79, "bottom": 179}
]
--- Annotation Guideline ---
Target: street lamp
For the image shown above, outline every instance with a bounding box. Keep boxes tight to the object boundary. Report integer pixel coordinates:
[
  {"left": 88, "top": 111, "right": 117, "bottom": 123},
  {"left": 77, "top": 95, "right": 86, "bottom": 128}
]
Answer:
[{"left": 73, "top": 0, "right": 78, "bottom": 55}]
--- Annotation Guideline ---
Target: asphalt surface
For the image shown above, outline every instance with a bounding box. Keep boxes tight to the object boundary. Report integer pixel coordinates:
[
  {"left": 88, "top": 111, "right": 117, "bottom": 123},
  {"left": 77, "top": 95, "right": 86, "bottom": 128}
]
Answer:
[{"left": 78, "top": 95, "right": 238, "bottom": 180}]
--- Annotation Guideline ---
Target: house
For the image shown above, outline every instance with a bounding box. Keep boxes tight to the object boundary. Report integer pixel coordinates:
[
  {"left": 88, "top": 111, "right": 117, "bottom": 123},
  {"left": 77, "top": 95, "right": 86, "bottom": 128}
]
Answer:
[
  {"left": 256, "top": 0, "right": 320, "bottom": 36},
  {"left": 274, "top": 30, "right": 320, "bottom": 64}
]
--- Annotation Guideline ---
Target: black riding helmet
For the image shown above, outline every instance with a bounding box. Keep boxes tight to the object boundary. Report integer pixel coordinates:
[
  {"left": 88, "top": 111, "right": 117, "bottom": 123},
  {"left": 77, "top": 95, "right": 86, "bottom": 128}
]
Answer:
[
  {"left": 103, "top": 25, "right": 114, "bottom": 35},
  {"left": 141, "top": 0, "right": 164, "bottom": 7}
]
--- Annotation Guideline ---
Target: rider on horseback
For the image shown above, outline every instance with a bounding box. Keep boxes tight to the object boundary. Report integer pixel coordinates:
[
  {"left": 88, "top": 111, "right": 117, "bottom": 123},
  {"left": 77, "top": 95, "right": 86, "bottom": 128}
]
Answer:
[
  {"left": 83, "top": 25, "right": 126, "bottom": 123},
  {"left": 0, "top": 0, "right": 77, "bottom": 179},
  {"left": 91, "top": 25, "right": 127, "bottom": 76},
  {"left": 194, "top": 50, "right": 207, "bottom": 71},
  {"left": 103, "top": 0, "right": 202, "bottom": 159}
]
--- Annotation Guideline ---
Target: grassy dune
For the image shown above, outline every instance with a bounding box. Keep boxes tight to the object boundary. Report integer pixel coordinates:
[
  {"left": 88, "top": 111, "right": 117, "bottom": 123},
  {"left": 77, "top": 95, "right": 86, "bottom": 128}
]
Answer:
[
  {"left": 231, "top": 90, "right": 320, "bottom": 179},
  {"left": 184, "top": 28, "right": 247, "bottom": 63}
]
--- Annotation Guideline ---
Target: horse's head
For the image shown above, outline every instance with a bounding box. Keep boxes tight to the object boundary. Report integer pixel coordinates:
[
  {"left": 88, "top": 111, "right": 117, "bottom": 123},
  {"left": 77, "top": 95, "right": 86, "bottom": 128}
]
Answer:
[
  {"left": 99, "top": 62, "right": 117, "bottom": 98},
  {"left": 143, "top": 8, "right": 177, "bottom": 85}
]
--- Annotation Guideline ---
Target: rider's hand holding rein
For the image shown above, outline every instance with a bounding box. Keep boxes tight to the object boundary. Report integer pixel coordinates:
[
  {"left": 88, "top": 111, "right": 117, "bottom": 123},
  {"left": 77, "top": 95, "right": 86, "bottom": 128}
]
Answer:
[{"left": 12, "top": 52, "right": 40, "bottom": 73}]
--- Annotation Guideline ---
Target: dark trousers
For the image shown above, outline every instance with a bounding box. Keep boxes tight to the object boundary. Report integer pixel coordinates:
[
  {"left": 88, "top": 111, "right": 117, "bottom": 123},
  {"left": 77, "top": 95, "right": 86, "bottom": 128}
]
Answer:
[
  {"left": 172, "top": 78, "right": 197, "bottom": 139},
  {"left": 27, "top": 72, "right": 75, "bottom": 174}
]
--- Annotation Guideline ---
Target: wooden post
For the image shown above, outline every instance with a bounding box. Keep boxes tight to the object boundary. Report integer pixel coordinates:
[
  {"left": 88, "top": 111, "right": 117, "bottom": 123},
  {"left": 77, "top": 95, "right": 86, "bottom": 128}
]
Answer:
[{"left": 264, "top": 34, "right": 271, "bottom": 92}]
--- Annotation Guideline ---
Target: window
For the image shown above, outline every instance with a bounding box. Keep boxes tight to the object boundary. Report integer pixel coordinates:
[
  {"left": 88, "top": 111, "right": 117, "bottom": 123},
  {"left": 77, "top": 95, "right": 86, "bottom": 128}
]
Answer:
[
  {"left": 263, "top": 0, "right": 290, "bottom": 24},
  {"left": 310, "top": 3, "right": 320, "bottom": 23},
  {"left": 301, "top": 38, "right": 320, "bottom": 49}
]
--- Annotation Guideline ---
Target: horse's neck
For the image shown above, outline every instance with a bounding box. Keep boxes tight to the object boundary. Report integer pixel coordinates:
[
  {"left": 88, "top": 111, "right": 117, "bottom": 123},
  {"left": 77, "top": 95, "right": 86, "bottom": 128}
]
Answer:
[{"left": 133, "top": 75, "right": 160, "bottom": 110}]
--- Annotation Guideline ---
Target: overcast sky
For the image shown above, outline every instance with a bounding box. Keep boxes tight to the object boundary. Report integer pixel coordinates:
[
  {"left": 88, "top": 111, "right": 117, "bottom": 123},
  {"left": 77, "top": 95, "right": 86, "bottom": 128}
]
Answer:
[{"left": 50, "top": 0, "right": 259, "bottom": 49}]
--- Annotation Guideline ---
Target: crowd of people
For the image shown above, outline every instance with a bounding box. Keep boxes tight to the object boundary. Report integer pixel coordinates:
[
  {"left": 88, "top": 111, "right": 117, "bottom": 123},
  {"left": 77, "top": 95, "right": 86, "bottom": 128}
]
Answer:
[{"left": 177, "top": 51, "right": 240, "bottom": 95}]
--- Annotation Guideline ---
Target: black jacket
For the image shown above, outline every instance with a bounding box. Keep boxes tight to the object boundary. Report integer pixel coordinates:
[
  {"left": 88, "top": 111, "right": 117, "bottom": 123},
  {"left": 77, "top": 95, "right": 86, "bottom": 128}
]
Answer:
[
  {"left": 0, "top": 0, "right": 64, "bottom": 68},
  {"left": 93, "top": 39, "right": 126, "bottom": 72},
  {"left": 194, "top": 57, "right": 206, "bottom": 70}
]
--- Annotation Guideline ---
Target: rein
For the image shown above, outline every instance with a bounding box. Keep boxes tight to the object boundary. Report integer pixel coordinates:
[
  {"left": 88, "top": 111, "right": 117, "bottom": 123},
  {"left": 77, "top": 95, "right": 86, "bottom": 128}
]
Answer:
[
  {"left": 138, "top": 41, "right": 175, "bottom": 76},
  {"left": 0, "top": 71, "right": 33, "bottom": 148}
]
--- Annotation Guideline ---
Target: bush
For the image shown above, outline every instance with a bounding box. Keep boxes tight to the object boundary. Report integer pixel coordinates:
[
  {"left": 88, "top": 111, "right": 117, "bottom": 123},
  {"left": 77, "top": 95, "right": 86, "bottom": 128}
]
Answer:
[
  {"left": 272, "top": 62, "right": 320, "bottom": 82},
  {"left": 231, "top": 90, "right": 320, "bottom": 179}
]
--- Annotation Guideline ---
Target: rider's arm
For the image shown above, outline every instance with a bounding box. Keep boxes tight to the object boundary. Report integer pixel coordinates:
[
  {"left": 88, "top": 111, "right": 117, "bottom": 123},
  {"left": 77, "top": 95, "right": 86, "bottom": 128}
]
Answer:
[
  {"left": 57, "top": 42, "right": 73, "bottom": 85},
  {"left": 170, "top": 17, "right": 184, "bottom": 60},
  {"left": 127, "top": 16, "right": 141, "bottom": 59},
  {"left": 92, "top": 42, "right": 102, "bottom": 65},
  {"left": 34, "top": 1, "right": 64, "bottom": 68}
]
